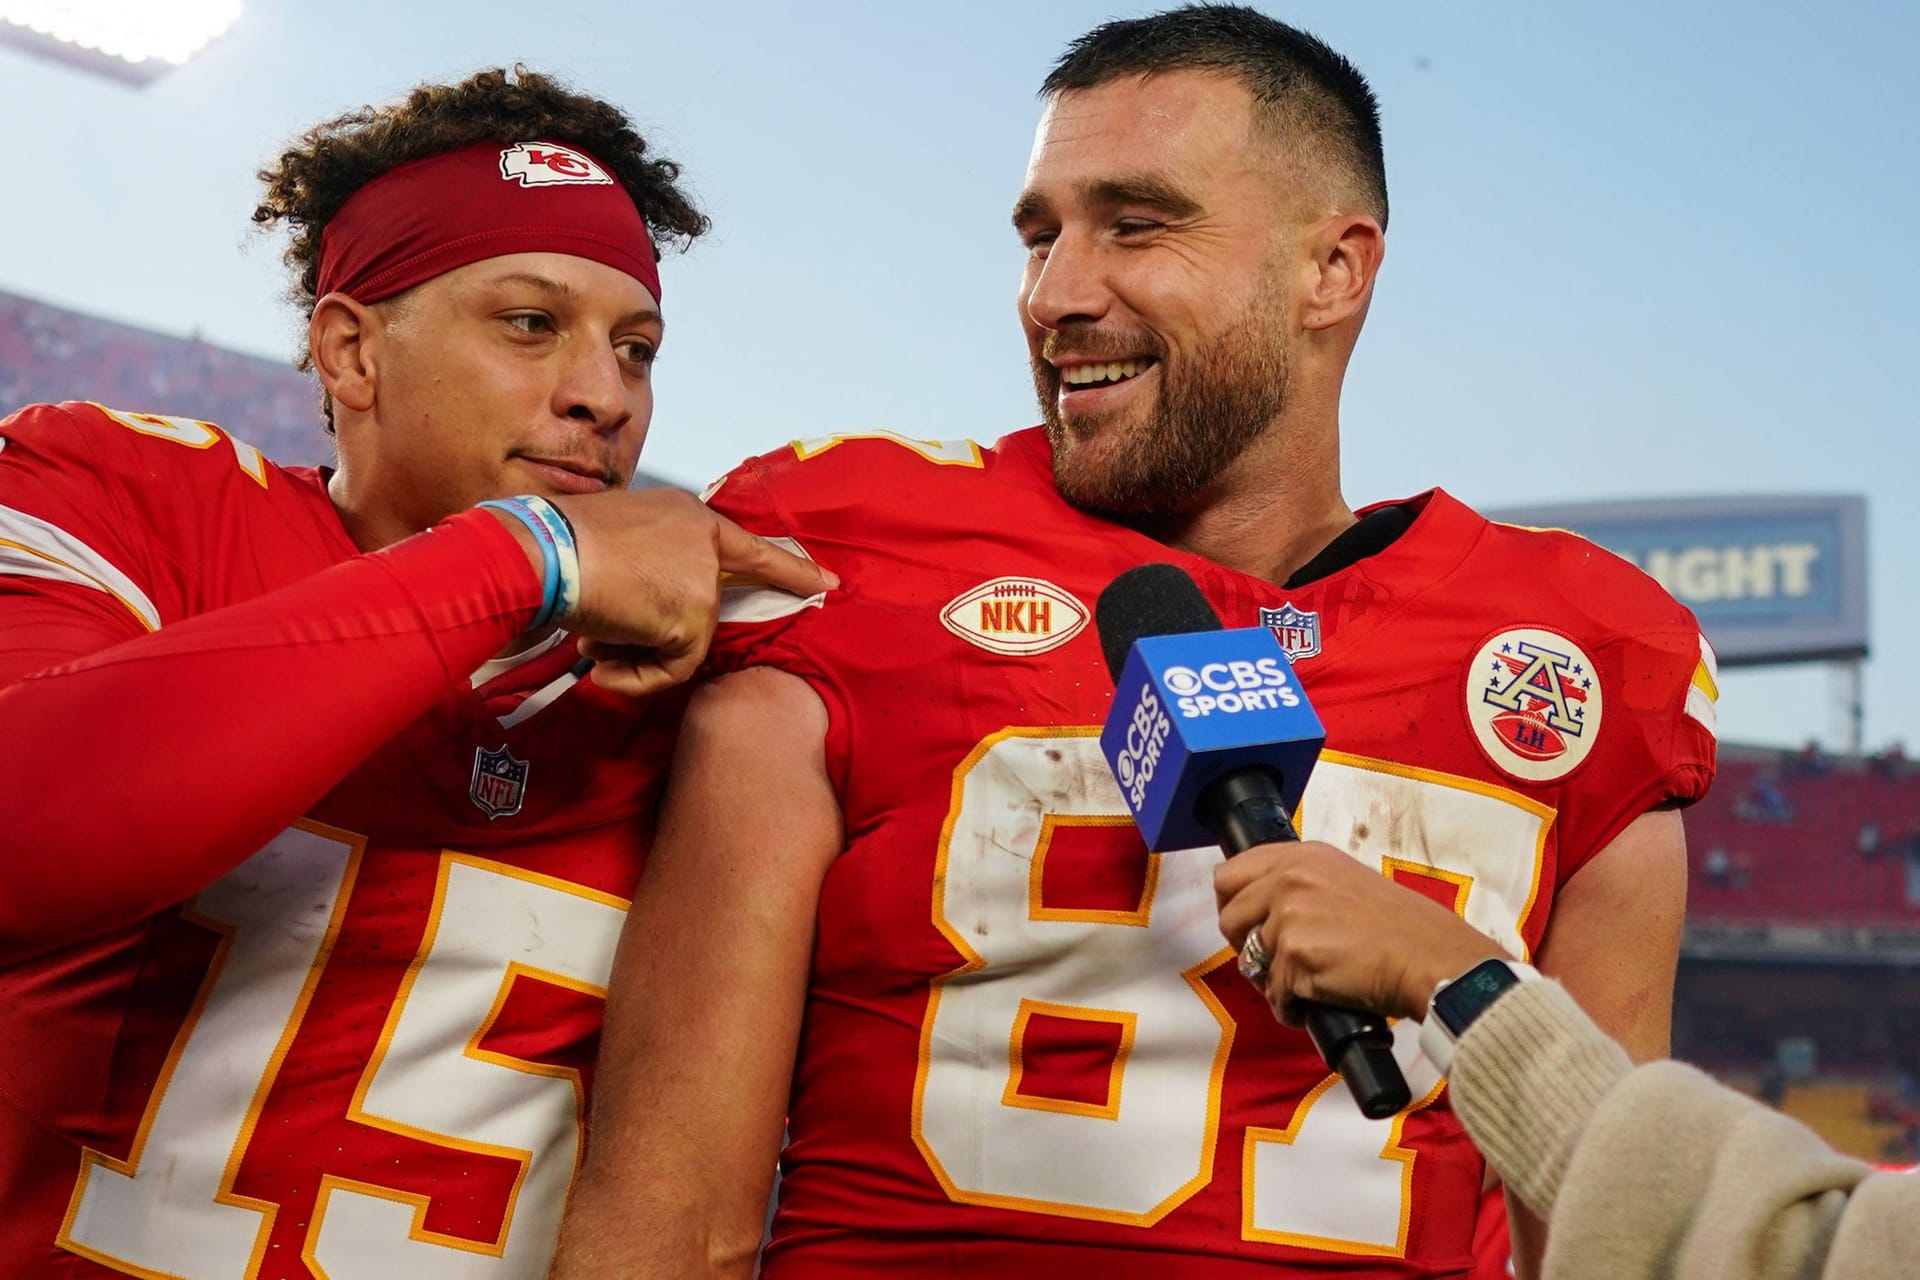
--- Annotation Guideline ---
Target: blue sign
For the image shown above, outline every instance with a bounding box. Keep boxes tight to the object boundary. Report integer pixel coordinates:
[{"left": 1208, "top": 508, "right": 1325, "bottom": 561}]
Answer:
[
  {"left": 1099, "top": 628, "right": 1326, "bottom": 852},
  {"left": 1489, "top": 495, "right": 1868, "bottom": 667}
]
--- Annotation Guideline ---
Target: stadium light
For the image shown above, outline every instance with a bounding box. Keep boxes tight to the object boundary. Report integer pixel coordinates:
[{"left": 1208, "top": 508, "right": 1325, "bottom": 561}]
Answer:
[{"left": 0, "top": 1, "right": 241, "bottom": 85}]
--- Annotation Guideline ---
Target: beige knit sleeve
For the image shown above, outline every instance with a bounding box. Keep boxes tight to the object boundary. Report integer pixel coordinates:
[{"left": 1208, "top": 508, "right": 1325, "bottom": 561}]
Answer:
[{"left": 1449, "top": 978, "right": 1896, "bottom": 1280}]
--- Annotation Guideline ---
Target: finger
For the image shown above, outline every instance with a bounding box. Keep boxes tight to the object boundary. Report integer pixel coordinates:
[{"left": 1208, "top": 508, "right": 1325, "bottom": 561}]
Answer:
[
  {"left": 583, "top": 641, "right": 705, "bottom": 698},
  {"left": 577, "top": 637, "right": 629, "bottom": 662},
  {"left": 586, "top": 655, "right": 671, "bottom": 699},
  {"left": 711, "top": 515, "right": 840, "bottom": 595},
  {"left": 1271, "top": 986, "right": 1308, "bottom": 1029},
  {"left": 1216, "top": 882, "right": 1271, "bottom": 952},
  {"left": 1212, "top": 853, "right": 1268, "bottom": 907}
]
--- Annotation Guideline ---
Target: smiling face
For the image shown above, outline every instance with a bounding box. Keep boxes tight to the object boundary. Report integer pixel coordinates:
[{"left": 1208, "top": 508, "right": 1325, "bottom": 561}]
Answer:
[
  {"left": 331, "top": 250, "right": 663, "bottom": 538},
  {"left": 1015, "top": 72, "right": 1301, "bottom": 517}
]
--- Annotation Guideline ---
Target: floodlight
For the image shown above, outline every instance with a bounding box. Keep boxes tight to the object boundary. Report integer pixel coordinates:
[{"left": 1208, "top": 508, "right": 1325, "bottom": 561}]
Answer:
[{"left": 0, "top": 1, "right": 241, "bottom": 85}]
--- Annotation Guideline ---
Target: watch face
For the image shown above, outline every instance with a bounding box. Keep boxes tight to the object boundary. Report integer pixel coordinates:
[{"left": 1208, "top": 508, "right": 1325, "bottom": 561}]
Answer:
[{"left": 1434, "top": 959, "right": 1519, "bottom": 1034}]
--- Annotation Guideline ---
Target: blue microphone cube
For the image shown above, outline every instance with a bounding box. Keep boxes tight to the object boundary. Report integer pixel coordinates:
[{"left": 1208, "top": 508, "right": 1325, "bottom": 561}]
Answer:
[{"left": 1099, "top": 628, "right": 1327, "bottom": 852}]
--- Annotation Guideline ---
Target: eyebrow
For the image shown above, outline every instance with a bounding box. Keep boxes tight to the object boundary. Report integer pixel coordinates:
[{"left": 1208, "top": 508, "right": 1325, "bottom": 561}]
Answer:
[
  {"left": 1010, "top": 174, "right": 1203, "bottom": 230},
  {"left": 488, "top": 271, "right": 663, "bottom": 327}
]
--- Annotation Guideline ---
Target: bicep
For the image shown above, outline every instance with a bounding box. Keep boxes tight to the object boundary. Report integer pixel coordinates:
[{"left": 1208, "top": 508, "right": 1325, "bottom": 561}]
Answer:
[
  {"left": 1535, "top": 806, "right": 1688, "bottom": 1063},
  {"left": 583, "top": 666, "right": 841, "bottom": 1237}
]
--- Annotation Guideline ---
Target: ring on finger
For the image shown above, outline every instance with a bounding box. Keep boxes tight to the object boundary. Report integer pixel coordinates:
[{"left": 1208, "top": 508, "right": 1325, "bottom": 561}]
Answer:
[{"left": 1238, "top": 929, "right": 1272, "bottom": 984}]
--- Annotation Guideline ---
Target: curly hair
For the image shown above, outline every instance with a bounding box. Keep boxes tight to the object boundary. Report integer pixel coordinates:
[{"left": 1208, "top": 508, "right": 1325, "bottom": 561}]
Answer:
[{"left": 253, "top": 66, "right": 709, "bottom": 428}]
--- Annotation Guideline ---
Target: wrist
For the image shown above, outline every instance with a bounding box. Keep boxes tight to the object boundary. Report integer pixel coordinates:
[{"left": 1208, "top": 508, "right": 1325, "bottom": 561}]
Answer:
[
  {"left": 476, "top": 496, "right": 580, "bottom": 629},
  {"left": 1418, "top": 956, "right": 1542, "bottom": 1073},
  {"left": 1412, "top": 940, "right": 1508, "bottom": 1019},
  {"left": 483, "top": 506, "right": 547, "bottom": 576}
]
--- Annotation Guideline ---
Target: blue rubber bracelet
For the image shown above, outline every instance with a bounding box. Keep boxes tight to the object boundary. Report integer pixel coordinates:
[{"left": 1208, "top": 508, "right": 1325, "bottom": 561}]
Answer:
[
  {"left": 477, "top": 498, "right": 561, "bottom": 628},
  {"left": 515, "top": 495, "right": 581, "bottom": 624}
]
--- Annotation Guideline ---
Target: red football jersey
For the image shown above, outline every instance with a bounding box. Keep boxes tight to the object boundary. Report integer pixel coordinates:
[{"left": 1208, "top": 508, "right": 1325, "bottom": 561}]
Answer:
[
  {"left": 706, "top": 427, "right": 1717, "bottom": 1277},
  {"left": 0, "top": 403, "right": 674, "bottom": 1277}
]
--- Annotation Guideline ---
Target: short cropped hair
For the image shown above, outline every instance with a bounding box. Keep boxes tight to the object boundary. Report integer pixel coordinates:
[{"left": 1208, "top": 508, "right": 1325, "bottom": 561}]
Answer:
[{"left": 1042, "top": 4, "right": 1387, "bottom": 228}]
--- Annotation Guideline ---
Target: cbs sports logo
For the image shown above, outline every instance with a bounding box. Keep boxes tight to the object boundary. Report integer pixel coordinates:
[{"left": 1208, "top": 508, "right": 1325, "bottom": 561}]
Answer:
[{"left": 1162, "top": 659, "right": 1302, "bottom": 718}]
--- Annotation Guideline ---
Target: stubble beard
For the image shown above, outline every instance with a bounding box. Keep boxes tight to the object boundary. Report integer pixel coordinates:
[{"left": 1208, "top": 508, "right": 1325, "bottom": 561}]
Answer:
[{"left": 1035, "top": 288, "right": 1291, "bottom": 520}]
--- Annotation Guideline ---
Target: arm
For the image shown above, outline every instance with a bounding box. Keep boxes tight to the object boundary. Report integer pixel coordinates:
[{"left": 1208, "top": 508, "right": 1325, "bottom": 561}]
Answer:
[
  {"left": 1502, "top": 806, "right": 1689, "bottom": 1277},
  {"left": 0, "top": 511, "right": 540, "bottom": 955},
  {"left": 554, "top": 666, "right": 841, "bottom": 1279},
  {"left": 0, "top": 481, "right": 833, "bottom": 959},
  {"left": 1452, "top": 980, "right": 1903, "bottom": 1280}
]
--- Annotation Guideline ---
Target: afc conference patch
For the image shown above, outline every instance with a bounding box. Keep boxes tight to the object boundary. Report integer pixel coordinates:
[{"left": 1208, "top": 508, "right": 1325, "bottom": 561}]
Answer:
[
  {"left": 1465, "top": 627, "right": 1603, "bottom": 783},
  {"left": 1259, "top": 602, "right": 1322, "bottom": 661},
  {"left": 470, "top": 743, "right": 530, "bottom": 819}
]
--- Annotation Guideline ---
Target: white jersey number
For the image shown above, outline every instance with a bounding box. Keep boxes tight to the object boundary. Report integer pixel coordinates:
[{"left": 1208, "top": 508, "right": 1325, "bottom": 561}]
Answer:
[
  {"left": 913, "top": 731, "right": 1548, "bottom": 1257},
  {"left": 59, "top": 825, "right": 627, "bottom": 1279}
]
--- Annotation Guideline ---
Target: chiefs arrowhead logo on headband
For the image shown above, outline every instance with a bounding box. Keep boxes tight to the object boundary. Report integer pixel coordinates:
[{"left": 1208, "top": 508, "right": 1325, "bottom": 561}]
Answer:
[
  {"left": 316, "top": 138, "right": 660, "bottom": 305},
  {"left": 499, "top": 141, "right": 614, "bottom": 188}
]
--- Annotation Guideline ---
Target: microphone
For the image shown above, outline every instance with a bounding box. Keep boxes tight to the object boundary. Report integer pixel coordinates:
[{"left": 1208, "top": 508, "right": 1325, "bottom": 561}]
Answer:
[{"left": 1095, "top": 563, "right": 1411, "bottom": 1120}]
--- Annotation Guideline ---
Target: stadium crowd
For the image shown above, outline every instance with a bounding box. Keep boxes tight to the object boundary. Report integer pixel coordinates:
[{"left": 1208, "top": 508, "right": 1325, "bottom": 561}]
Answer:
[{"left": 0, "top": 289, "right": 323, "bottom": 464}]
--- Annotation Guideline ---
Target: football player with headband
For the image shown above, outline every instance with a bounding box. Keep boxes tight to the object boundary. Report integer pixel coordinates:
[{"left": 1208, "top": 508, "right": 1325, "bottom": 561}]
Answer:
[
  {"left": 0, "top": 67, "right": 830, "bottom": 1279},
  {"left": 560, "top": 8, "right": 1716, "bottom": 1280}
]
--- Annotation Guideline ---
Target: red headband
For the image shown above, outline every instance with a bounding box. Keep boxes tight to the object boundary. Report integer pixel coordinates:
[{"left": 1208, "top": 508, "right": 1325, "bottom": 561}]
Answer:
[{"left": 316, "top": 140, "right": 660, "bottom": 305}]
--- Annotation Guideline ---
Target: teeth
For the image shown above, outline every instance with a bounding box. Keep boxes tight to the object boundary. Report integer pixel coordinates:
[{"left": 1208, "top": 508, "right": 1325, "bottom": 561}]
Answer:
[{"left": 1062, "top": 358, "right": 1150, "bottom": 387}]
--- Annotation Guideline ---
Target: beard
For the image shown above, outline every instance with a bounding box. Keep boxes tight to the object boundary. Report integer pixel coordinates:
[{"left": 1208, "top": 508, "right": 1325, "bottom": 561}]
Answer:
[{"left": 1033, "top": 286, "right": 1290, "bottom": 519}]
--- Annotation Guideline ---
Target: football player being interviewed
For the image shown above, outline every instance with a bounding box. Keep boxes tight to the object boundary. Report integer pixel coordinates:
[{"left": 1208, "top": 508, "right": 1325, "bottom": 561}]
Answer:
[
  {"left": 0, "top": 68, "right": 831, "bottom": 1279},
  {"left": 557, "top": 6, "right": 1716, "bottom": 1279}
]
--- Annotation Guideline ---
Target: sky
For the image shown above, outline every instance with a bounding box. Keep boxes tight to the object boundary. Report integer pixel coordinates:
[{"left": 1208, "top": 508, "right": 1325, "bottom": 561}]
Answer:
[{"left": 0, "top": 0, "right": 1912, "bottom": 751}]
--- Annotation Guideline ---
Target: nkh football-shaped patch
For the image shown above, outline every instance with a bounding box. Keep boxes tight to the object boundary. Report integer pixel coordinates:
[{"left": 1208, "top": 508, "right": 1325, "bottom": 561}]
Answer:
[
  {"left": 498, "top": 141, "right": 614, "bottom": 187},
  {"left": 940, "top": 577, "right": 1088, "bottom": 656},
  {"left": 1465, "top": 627, "right": 1603, "bottom": 783}
]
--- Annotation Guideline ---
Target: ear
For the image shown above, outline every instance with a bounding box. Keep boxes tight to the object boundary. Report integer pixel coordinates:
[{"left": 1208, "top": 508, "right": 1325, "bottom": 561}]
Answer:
[
  {"left": 308, "top": 292, "right": 380, "bottom": 414},
  {"left": 1299, "top": 214, "right": 1385, "bottom": 333}
]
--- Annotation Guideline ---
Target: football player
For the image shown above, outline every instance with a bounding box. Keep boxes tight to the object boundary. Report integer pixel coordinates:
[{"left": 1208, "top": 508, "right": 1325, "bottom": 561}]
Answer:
[
  {"left": 558, "top": 8, "right": 1715, "bottom": 1279},
  {"left": 0, "top": 68, "right": 831, "bottom": 1278}
]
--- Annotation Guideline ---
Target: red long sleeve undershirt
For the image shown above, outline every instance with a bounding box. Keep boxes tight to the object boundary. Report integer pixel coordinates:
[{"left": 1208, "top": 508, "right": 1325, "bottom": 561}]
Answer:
[{"left": 0, "top": 510, "right": 542, "bottom": 957}]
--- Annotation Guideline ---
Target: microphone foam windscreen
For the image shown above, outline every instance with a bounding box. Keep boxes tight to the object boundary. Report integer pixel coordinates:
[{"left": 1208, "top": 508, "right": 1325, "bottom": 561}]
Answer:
[{"left": 1094, "top": 563, "right": 1224, "bottom": 681}]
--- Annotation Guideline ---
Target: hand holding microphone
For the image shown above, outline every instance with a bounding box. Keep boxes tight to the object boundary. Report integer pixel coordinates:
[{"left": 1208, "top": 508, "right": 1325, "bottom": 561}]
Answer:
[{"left": 1094, "top": 564, "right": 1412, "bottom": 1120}]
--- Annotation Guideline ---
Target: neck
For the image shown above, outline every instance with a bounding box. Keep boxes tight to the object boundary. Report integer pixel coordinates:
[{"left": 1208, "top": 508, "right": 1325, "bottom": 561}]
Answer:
[
  {"left": 327, "top": 466, "right": 559, "bottom": 662},
  {"left": 1137, "top": 409, "right": 1353, "bottom": 586},
  {"left": 327, "top": 466, "right": 413, "bottom": 554}
]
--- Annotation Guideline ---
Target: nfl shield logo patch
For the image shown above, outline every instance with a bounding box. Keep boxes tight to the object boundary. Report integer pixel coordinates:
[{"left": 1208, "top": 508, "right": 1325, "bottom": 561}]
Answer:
[
  {"left": 1259, "top": 602, "right": 1323, "bottom": 661},
  {"left": 470, "top": 744, "right": 530, "bottom": 819}
]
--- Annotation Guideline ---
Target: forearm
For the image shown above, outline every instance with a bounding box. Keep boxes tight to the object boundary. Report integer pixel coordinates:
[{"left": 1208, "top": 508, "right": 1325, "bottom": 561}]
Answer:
[
  {"left": 1455, "top": 980, "right": 1876, "bottom": 1280},
  {"left": 554, "top": 668, "right": 838, "bottom": 1280},
  {"left": 0, "top": 510, "right": 539, "bottom": 953},
  {"left": 1450, "top": 980, "right": 1634, "bottom": 1220}
]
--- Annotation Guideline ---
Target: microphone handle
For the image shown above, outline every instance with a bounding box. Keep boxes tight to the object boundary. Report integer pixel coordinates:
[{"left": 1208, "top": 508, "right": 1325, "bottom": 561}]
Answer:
[{"left": 1197, "top": 770, "right": 1413, "bottom": 1121}]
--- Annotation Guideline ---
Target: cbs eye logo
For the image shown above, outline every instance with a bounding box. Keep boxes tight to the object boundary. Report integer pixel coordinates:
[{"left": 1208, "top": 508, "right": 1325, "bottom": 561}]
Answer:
[{"left": 1162, "top": 666, "right": 1204, "bottom": 696}]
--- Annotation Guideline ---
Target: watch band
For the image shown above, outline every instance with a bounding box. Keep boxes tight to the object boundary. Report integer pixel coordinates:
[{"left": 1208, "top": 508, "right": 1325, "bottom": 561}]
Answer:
[{"left": 1418, "top": 957, "right": 1541, "bottom": 1073}]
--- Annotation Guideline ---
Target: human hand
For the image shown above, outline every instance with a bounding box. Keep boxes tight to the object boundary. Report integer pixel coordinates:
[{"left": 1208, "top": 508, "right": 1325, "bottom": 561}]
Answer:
[
  {"left": 543, "top": 488, "right": 835, "bottom": 697},
  {"left": 1214, "top": 840, "right": 1506, "bottom": 1026}
]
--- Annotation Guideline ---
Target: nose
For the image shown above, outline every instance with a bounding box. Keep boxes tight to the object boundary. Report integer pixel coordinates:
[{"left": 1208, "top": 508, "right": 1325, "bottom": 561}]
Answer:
[
  {"left": 1021, "top": 233, "right": 1112, "bottom": 334},
  {"left": 555, "top": 340, "right": 634, "bottom": 435}
]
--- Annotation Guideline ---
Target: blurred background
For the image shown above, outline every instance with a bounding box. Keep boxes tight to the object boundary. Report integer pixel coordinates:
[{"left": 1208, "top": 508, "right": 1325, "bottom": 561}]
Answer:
[{"left": 3, "top": 0, "right": 1915, "bottom": 1165}]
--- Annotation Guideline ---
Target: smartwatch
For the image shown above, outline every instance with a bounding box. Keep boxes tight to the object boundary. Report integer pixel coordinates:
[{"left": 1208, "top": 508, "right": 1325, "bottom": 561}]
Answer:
[{"left": 1418, "top": 957, "right": 1541, "bottom": 1073}]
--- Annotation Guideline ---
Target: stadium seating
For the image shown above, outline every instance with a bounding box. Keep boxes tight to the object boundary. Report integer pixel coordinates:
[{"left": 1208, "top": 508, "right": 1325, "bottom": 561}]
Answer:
[
  {"left": 1685, "top": 747, "right": 1920, "bottom": 925},
  {"left": 1, "top": 288, "right": 327, "bottom": 465}
]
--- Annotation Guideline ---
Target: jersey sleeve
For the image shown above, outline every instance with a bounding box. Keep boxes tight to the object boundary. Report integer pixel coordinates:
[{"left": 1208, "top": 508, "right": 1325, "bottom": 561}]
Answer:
[
  {"left": 701, "top": 452, "right": 856, "bottom": 792},
  {"left": 0, "top": 402, "right": 166, "bottom": 670},
  {"left": 0, "top": 403, "right": 545, "bottom": 957},
  {"left": 1553, "top": 571, "right": 1719, "bottom": 881}
]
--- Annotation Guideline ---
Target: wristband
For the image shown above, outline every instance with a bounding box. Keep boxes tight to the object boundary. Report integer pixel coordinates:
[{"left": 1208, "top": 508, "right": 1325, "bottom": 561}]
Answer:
[
  {"left": 477, "top": 496, "right": 578, "bottom": 628},
  {"left": 1418, "top": 957, "right": 1541, "bottom": 1073},
  {"left": 516, "top": 495, "right": 581, "bottom": 624}
]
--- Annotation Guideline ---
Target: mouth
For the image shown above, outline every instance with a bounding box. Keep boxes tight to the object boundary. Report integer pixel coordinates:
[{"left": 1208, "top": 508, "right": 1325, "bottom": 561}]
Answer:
[
  {"left": 514, "top": 454, "right": 619, "bottom": 495},
  {"left": 1056, "top": 356, "right": 1156, "bottom": 391},
  {"left": 1049, "top": 356, "right": 1158, "bottom": 416}
]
